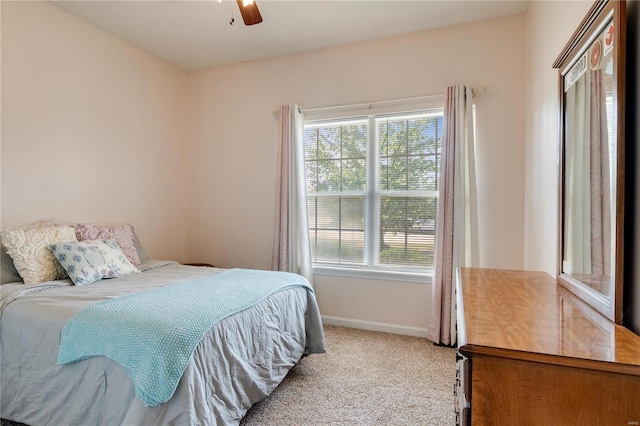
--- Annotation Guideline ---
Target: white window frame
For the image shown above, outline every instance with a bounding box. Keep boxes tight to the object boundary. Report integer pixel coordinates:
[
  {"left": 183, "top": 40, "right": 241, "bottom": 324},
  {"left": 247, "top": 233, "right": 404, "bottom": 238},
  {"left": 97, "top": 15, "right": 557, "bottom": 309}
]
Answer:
[{"left": 304, "top": 97, "right": 444, "bottom": 283}]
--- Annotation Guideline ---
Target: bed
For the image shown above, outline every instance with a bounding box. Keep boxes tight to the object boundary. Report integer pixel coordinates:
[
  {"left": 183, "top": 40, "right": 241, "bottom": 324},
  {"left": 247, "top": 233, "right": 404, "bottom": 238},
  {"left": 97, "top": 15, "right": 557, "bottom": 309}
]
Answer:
[{"left": 0, "top": 224, "right": 325, "bottom": 426}]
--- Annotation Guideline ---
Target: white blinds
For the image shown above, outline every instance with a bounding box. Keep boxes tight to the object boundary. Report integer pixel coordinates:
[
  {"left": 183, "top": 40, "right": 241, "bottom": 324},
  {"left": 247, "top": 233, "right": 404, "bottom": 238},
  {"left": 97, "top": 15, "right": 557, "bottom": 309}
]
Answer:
[{"left": 304, "top": 107, "right": 443, "bottom": 270}]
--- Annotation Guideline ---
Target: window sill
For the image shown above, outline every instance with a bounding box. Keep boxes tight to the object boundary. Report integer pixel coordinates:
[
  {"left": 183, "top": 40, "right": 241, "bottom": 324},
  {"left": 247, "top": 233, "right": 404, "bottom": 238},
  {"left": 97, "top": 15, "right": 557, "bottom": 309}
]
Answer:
[{"left": 312, "top": 265, "right": 433, "bottom": 284}]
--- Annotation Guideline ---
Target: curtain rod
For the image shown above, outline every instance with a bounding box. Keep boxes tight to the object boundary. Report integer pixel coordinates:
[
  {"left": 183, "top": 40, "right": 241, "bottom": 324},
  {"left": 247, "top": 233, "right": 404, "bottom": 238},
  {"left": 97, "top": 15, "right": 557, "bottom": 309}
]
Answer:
[
  {"left": 272, "top": 86, "right": 486, "bottom": 118},
  {"left": 301, "top": 93, "right": 443, "bottom": 114}
]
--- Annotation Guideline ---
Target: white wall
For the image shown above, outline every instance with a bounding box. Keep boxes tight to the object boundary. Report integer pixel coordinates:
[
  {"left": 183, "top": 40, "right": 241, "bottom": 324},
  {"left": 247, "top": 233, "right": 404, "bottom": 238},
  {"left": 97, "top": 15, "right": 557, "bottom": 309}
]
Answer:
[
  {"left": 189, "top": 15, "right": 526, "bottom": 334},
  {"left": 2, "top": 0, "right": 632, "bottom": 335},
  {"left": 523, "top": 1, "right": 592, "bottom": 276},
  {"left": 1, "top": 2, "right": 529, "bottom": 335},
  {"left": 1, "top": 1, "right": 190, "bottom": 262}
]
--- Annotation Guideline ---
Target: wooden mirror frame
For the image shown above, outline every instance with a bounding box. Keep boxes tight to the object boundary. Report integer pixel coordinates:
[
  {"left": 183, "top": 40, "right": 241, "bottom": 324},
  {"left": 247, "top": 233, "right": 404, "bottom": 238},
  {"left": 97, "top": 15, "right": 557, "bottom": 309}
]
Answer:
[{"left": 553, "top": 0, "right": 626, "bottom": 324}]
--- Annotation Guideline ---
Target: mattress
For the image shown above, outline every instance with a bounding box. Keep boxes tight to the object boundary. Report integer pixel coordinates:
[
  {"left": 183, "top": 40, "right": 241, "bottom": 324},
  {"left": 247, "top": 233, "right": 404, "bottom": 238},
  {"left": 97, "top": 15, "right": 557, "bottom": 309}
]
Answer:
[{"left": 0, "top": 260, "right": 325, "bottom": 425}]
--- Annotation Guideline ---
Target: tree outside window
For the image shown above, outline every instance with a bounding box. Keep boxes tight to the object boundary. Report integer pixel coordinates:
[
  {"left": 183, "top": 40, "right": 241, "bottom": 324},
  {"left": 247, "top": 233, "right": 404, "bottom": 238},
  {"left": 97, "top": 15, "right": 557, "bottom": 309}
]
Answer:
[{"left": 305, "top": 111, "right": 442, "bottom": 272}]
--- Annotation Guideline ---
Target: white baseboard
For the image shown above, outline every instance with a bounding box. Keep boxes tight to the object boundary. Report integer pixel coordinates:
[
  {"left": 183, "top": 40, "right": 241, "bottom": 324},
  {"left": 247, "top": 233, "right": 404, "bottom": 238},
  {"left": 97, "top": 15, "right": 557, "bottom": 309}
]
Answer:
[{"left": 321, "top": 315, "right": 429, "bottom": 338}]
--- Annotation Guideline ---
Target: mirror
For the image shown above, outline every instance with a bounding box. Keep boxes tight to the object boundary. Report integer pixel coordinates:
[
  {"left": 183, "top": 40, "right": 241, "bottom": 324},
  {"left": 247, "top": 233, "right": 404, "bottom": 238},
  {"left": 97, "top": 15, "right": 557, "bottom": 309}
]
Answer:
[{"left": 554, "top": 0, "right": 626, "bottom": 324}]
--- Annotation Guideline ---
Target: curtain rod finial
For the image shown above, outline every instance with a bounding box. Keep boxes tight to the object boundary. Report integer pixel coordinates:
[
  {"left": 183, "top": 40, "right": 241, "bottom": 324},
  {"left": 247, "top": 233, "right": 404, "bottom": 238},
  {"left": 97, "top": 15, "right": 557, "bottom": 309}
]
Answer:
[{"left": 471, "top": 86, "right": 487, "bottom": 98}]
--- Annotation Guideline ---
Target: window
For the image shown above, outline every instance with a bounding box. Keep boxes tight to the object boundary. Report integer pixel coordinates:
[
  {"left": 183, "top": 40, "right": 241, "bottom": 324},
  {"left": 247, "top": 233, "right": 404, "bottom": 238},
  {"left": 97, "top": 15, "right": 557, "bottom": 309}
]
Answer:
[{"left": 304, "top": 108, "right": 443, "bottom": 276}]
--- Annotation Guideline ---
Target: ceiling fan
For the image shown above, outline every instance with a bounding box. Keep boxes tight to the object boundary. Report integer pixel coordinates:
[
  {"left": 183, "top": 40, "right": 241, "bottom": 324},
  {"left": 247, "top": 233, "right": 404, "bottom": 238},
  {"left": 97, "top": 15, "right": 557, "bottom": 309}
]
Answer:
[{"left": 235, "top": 0, "right": 263, "bottom": 26}]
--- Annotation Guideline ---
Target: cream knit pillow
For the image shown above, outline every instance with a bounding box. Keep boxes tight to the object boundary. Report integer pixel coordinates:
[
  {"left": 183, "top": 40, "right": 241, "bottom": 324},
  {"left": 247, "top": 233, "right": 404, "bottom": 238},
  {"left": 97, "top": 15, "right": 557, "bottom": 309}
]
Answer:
[{"left": 2, "top": 225, "right": 77, "bottom": 284}]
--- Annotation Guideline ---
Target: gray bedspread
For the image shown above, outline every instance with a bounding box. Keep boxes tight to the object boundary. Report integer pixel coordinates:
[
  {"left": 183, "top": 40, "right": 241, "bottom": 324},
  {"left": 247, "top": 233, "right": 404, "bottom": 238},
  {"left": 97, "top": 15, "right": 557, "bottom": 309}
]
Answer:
[{"left": 0, "top": 261, "right": 325, "bottom": 426}]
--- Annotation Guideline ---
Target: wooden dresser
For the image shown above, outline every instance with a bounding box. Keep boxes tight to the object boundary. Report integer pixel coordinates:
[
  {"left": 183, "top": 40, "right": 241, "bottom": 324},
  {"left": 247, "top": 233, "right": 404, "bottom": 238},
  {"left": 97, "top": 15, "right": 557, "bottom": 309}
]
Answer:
[{"left": 455, "top": 268, "right": 640, "bottom": 425}]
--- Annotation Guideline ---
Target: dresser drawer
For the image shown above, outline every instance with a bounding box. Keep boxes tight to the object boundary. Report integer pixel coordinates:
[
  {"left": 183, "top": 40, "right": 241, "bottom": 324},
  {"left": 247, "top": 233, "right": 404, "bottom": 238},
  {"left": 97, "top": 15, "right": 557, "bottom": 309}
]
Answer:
[{"left": 455, "top": 351, "right": 471, "bottom": 426}]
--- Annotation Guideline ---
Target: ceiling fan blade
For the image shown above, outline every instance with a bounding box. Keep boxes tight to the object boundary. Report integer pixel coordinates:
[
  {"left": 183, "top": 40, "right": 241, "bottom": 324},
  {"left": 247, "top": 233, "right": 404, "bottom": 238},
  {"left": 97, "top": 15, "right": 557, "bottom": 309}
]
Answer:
[{"left": 236, "top": 0, "right": 263, "bottom": 26}]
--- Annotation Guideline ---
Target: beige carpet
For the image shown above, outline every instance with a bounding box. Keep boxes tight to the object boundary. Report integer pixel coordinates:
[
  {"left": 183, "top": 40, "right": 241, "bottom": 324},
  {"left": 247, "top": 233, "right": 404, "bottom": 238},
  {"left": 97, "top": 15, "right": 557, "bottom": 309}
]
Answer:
[
  {"left": 0, "top": 326, "right": 455, "bottom": 426},
  {"left": 241, "top": 325, "right": 456, "bottom": 426}
]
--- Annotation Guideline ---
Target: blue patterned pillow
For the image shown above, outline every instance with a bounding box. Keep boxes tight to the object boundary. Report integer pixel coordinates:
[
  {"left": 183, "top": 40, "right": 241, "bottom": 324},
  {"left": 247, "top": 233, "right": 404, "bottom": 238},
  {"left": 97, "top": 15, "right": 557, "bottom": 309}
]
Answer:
[{"left": 48, "top": 239, "right": 139, "bottom": 286}]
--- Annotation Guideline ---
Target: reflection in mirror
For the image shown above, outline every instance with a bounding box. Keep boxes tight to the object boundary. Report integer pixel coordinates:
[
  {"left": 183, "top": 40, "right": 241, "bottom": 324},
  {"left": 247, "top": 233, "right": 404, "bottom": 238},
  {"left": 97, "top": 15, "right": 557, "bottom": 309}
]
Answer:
[
  {"left": 558, "top": 289, "right": 614, "bottom": 360},
  {"left": 554, "top": 0, "right": 625, "bottom": 324},
  {"left": 562, "top": 17, "right": 615, "bottom": 299}
]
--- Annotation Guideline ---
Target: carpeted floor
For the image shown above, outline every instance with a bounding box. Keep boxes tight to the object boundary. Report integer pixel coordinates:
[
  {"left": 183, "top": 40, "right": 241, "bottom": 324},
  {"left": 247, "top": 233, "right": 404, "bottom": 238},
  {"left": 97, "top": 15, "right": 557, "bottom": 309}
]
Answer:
[
  {"left": 241, "top": 325, "right": 456, "bottom": 425},
  {"left": 1, "top": 325, "right": 456, "bottom": 426}
]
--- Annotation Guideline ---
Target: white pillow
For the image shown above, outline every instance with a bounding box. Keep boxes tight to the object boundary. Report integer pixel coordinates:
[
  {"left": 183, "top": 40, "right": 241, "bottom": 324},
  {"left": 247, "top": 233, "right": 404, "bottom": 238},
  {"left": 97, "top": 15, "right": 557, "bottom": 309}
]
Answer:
[
  {"left": 48, "top": 239, "right": 139, "bottom": 286},
  {"left": 1, "top": 219, "right": 57, "bottom": 284},
  {"left": 1, "top": 225, "right": 77, "bottom": 285}
]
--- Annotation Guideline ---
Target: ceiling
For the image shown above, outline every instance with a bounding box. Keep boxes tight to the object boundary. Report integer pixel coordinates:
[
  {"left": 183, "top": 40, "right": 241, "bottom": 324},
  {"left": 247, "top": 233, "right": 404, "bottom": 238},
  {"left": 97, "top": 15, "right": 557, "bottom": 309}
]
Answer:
[{"left": 52, "top": 0, "right": 530, "bottom": 72}]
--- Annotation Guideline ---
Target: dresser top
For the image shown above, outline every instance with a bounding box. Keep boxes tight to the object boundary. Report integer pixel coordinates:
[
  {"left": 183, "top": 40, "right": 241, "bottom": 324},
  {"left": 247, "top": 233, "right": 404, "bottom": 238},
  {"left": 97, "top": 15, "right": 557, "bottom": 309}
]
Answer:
[{"left": 458, "top": 268, "right": 640, "bottom": 374}]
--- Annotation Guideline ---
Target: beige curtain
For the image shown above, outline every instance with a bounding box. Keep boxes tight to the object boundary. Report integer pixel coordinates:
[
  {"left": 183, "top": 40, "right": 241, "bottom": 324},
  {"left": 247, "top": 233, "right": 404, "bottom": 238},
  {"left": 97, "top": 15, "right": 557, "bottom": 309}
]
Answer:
[
  {"left": 589, "top": 70, "right": 611, "bottom": 276},
  {"left": 272, "top": 104, "right": 314, "bottom": 286},
  {"left": 428, "top": 85, "right": 478, "bottom": 346},
  {"left": 564, "top": 73, "right": 592, "bottom": 274}
]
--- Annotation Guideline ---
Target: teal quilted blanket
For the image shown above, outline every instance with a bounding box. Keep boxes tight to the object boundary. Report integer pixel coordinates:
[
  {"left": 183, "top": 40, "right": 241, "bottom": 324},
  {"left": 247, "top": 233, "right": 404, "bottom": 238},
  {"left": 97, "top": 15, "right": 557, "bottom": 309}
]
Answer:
[{"left": 57, "top": 268, "right": 313, "bottom": 407}]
